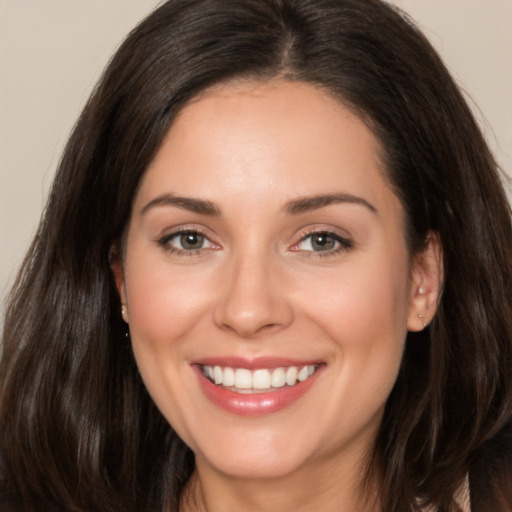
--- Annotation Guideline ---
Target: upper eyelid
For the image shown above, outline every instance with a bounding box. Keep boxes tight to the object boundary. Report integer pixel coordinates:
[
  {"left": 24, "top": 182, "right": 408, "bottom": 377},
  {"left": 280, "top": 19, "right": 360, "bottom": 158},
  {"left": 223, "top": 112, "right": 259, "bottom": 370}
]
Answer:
[
  {"left": 162, "top": 229, "right": 214, "bottom": 242},
  {"left": 162, "top": 227, "right": 207, "bottom": 237},
  {"left": 156, "top": 227, "right": 217, "bottom": 248},
  {"left": 157, "top": 224, "right": 214, "bottom": 240},
  {"left": 297, "top": 233, "right": 350, "bottom": 245},
  {"left": 155, "top": 224, "right": 352, "bottom": 248},
  {"left": 290, "top": 227, "right": 354, "bottom": 252},
  {"left": 157, "top": 229, "right": 220, "bottom": 257},
  {"left": 292, "top": 225, "right": 352, "bottom": 242}
]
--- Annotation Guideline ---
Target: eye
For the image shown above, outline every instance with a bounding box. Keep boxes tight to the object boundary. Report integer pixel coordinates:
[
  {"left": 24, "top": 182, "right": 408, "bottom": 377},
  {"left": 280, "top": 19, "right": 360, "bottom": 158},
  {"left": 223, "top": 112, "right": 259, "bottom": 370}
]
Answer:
[
  {"left": 158, "top": 230, "right": 217, "bottom": 253},
  {"left": 175, "top": 232, "right": 208, "bottom": 250},
  {"left": 293, "top": 231, "right": 352, "bottom": 253}
]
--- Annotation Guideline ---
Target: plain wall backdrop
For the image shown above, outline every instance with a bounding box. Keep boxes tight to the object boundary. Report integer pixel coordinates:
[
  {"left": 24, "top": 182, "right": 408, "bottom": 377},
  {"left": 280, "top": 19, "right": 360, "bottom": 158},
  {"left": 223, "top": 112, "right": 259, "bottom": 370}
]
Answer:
[{"left": 1, "top": 0, "right": 511, "bottom": 325}]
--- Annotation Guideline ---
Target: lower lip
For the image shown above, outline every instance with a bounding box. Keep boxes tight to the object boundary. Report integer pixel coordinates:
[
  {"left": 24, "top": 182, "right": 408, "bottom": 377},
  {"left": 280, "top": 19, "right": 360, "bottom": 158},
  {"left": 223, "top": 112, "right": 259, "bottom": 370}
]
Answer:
[{"left": 194, "top": 366, "right": 322, "bottom": 417}]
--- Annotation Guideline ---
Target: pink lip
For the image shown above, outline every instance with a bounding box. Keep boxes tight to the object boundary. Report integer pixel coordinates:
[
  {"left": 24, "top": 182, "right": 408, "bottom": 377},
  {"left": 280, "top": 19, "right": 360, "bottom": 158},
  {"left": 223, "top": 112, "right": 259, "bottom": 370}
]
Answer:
[{"left": 192, "top": 361, "right": 324, "bottom": 417}]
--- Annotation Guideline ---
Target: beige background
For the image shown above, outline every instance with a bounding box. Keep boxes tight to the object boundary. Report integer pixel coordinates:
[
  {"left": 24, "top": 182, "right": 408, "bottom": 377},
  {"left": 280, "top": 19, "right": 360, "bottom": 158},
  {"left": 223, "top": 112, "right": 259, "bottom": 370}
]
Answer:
[{"left": 1, "top": 0, "right": 511, "bottom": 323}]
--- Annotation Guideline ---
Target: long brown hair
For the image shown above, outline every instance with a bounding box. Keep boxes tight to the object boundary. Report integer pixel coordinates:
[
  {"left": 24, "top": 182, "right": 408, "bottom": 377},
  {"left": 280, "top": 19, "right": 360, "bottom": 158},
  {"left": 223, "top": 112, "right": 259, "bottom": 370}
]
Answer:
[{"left": 1, "top": 1, "right": 511, "bottom": 510}]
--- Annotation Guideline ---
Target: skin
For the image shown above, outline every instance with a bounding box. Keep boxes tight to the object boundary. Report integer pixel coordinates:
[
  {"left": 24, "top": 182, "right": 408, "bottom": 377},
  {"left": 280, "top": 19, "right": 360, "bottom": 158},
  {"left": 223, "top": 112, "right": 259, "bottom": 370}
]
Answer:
[{"left": 113, "top": 80, "right": 442, "bottom": 511}]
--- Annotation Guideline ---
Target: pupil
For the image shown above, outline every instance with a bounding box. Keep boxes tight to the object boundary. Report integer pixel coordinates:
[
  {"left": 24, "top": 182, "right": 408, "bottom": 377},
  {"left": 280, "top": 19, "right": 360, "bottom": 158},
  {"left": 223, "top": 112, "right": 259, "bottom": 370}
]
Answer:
[
  {"left": 181, "top": 233, "right": 203, "bottom": 250},
  {"left": 312, "top": 233, "right": 334, "bottom": 251}
]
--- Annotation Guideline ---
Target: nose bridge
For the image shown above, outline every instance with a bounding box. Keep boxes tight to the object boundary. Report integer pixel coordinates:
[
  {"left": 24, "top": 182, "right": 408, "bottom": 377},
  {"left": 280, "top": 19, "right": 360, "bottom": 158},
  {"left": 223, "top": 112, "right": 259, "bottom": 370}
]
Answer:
[{"left": 214, "top": 243, "right": 292, "bottom": 337}]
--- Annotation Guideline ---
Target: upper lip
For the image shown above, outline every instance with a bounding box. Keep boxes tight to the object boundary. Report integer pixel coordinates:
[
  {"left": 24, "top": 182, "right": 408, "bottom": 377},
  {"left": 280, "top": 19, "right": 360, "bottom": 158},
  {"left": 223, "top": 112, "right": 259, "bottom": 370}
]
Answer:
[{"left": 191, "top": 356, "right": 324, "bottom": 369}]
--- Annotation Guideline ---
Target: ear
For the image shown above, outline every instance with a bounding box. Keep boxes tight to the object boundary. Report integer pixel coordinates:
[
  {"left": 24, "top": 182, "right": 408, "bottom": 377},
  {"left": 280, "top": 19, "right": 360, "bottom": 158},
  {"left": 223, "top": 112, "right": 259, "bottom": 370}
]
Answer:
[
  {"left": 407, "top": 231, "right": 444, "bottom": 332},
  {"left": 109, "top": 245, "right": 129, "bottom": 323}
]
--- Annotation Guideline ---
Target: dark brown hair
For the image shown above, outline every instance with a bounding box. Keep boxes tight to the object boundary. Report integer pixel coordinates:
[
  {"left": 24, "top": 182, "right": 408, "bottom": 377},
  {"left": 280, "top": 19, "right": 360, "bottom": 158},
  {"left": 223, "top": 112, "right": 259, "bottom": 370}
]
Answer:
[{"left": 1, "top": 0, "right": 511, "bottom": 511}]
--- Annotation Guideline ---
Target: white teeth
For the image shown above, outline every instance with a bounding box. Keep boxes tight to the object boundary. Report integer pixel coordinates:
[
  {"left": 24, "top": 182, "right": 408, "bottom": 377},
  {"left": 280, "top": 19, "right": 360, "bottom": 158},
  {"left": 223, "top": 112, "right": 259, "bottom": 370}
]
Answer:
[
  {"left": 252, "top": 369, "right": 271, "bottom": 389},
  {"left": 223, "top": 367, "right": 235, "bottom": 387},
  {"left": 234, "top": 368, "right": 252, "bottom": 389},
  {"left": 271, "top": 367, "right": 286, "bottom": 388},
  {"left": 297, "top": 366, "right": 309, "bottom": 382},
  {"left": 286, "top": 366, "right": 298, "bottom": 386},
  {"left": 213, "top": 366, "right": 223, "bottom": 385},
  {"left": 202, "top": 364, "right": 318, "bottom": 391}
]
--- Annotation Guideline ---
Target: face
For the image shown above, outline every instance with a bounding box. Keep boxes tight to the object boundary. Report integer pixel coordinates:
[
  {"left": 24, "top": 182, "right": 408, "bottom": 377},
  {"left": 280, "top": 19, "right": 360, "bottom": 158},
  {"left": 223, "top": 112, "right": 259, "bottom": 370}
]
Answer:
[{"left": 114, "top": 80, "right": 439, "bottom": 484}]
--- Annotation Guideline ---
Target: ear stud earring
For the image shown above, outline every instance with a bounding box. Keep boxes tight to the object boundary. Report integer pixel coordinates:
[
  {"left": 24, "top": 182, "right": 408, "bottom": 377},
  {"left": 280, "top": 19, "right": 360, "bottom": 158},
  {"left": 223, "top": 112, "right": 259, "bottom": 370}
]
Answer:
[
  {"left": 121, "top": 305, "right": 129, "bottom": 323},
  {"left": 418, "top": 313, "right": 427, "bottom": 328}
]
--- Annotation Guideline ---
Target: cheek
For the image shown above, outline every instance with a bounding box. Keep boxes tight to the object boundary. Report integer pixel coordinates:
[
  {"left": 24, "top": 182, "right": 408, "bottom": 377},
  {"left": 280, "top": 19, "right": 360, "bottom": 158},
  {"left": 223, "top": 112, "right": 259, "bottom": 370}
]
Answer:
[
  {"left": 124, "top": 255, "right": 213, "bottom": 345},
  {"left": 308, "top": 266, "right": 409, "bottom": 410},
  {"left": 300, "top": 257, "right": 410, "bottom": 342},
  {"left": 297, "top": 252, "right": 411, "bottom": 396},
  {"left": 122, "top": 254, "right": 212, "bottom": 436}
]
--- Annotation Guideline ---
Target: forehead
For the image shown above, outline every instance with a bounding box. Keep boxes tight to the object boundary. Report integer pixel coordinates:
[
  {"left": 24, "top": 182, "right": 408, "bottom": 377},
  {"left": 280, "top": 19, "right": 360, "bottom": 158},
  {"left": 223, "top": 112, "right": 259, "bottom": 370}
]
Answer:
[
  {"left": 169, "top": 80, "right": 382, "bottom": 164},
  {"left": 135, "top": 80, "right": 399, "bottom": 221}
]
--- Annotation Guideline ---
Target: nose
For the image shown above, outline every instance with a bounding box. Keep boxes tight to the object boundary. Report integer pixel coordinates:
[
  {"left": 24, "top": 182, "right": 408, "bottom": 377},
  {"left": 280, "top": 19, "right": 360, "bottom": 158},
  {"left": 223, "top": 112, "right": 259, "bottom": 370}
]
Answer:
[{"left": 213, "top": 252, "right": 294, "bottom": 338}]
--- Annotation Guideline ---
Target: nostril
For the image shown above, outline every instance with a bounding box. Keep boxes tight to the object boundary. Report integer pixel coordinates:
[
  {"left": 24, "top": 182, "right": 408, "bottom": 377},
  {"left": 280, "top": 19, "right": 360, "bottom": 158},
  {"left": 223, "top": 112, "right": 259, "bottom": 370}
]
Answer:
[
  {"left": 213, "top": 265, "right": 294, "bottom": 337},
  {"left": 218, "top": 319, "right": 282, "bottom": 338}
]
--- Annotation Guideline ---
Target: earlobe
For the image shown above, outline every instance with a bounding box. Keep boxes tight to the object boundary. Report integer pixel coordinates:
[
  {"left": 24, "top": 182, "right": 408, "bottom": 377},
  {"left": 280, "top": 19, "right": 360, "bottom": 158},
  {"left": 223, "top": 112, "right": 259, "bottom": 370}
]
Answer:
[
  {"left": 407, "top": 232, "right": 444, "bottom": 332},
  {"left": 121, "top": 304, "right": 129, "bottom": 323}
]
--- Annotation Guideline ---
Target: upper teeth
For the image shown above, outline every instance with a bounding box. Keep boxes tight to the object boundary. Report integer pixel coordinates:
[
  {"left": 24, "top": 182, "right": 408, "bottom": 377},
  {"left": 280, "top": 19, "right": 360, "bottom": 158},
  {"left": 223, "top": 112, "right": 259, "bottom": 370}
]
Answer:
[{"left": 202, "top": 365, "right": 317, "bottom": 391}]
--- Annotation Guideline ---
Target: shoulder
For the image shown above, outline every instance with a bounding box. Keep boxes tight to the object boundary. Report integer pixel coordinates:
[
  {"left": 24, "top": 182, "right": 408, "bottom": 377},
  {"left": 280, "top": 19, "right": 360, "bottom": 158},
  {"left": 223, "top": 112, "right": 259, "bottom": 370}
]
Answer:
[{"left": 470, "top": 423, "right": 512, "bottom": 512}]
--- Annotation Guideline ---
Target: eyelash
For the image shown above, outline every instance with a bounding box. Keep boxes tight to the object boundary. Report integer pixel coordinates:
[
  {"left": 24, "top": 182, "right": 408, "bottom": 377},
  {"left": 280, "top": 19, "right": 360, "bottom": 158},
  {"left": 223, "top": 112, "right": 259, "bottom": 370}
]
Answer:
[
  {"left": 157, "top": 229, "right": 217, "bottom": 256},
  {"left": 156, "top": 228, "right": 353, "bottom": 258},
  {"left": 291, "top": 229, "right": 354, "bottom": 258}
]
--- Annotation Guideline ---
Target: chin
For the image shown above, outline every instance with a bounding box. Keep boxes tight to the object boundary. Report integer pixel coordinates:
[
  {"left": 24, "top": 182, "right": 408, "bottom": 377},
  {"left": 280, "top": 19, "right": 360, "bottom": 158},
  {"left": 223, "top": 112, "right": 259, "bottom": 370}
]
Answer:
[
  {"left": 203, "top": 452, "right": 309, "bottom": 480},
  {"left": 192, "top": 427, "right": 316, "bottom": 480}
]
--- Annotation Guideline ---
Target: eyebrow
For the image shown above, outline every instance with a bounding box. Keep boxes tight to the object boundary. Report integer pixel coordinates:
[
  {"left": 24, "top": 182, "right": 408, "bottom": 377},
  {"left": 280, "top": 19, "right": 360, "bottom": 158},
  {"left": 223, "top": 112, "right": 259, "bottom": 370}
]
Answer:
[
  {"left": 140, "top": 194, "right": 221, "bottom": 216},
  {"left": 284, "top": 193, "right": 377, "bottom": 215},
  {"left": 140, "top": 192, "right": 377, "bottom": 217}
]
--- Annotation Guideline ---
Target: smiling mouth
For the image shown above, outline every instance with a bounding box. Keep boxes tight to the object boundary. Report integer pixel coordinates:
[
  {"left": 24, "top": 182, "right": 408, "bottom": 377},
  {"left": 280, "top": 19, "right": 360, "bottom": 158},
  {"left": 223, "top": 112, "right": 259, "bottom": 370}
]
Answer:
[{"left": 201, "top": 364, "right": 319, "bottom": 393}]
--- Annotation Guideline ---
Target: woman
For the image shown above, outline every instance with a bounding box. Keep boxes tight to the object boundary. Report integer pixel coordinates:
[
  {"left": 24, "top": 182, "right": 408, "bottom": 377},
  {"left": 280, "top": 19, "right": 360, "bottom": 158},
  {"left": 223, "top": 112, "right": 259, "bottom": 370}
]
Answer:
[{"left": 1, "top": 0, "right": 511, "bottom": 510}]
